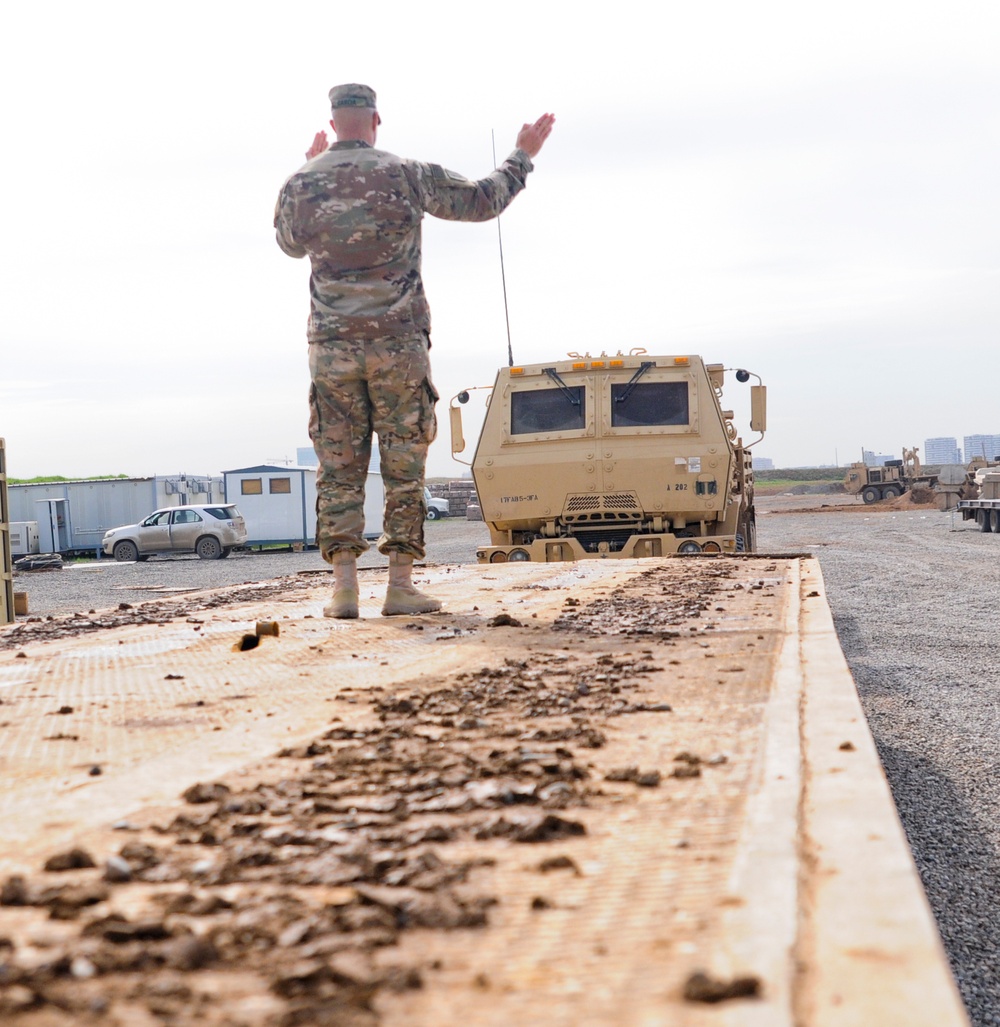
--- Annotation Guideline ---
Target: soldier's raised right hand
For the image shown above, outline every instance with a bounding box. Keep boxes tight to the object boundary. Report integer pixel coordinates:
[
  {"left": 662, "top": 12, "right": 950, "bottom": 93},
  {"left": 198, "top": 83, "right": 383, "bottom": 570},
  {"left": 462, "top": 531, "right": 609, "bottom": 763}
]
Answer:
[{"left": 516, "top": 114, "right": 555, "bottom": 159}]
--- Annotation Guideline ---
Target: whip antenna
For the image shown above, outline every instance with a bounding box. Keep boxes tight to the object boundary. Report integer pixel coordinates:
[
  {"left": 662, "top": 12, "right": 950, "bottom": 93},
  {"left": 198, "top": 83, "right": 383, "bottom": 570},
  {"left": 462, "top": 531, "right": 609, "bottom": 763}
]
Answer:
[{"left": 492, "top": 130, "right": 514, "bottom": 367}]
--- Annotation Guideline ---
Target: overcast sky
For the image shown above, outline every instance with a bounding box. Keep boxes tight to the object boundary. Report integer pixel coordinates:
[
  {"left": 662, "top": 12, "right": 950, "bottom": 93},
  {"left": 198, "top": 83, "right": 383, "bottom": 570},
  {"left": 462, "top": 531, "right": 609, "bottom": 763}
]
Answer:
[{"left": 2, "top": 1, "right": 997, "bottom": 479}]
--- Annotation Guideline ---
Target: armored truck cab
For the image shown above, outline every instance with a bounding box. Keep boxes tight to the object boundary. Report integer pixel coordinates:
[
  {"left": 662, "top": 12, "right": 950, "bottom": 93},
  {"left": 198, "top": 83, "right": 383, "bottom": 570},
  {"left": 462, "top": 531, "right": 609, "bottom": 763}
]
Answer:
[
  {"left": 843, "top": 461, "right": 908, "bottom": 504},
  {"left": 451, "top": 352, "right": 765, "bottom": 563}
]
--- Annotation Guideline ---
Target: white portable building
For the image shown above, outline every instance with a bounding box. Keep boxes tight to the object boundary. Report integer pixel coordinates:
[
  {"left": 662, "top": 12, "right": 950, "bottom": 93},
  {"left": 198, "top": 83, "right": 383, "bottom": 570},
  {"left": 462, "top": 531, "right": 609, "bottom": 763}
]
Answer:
[
  {"left": 223, "top": 465, "right": 384, "bottom": 547},
  {"left": 7, "top": 475, "right": 224, "bottom": 555}
]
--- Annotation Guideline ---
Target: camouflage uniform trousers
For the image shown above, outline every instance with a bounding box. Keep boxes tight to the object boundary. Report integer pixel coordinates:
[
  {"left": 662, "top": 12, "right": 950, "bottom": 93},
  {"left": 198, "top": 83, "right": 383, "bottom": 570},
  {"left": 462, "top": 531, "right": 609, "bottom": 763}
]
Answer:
[{"left": 308, "top": 332, "right": 438, "bottom": 561}]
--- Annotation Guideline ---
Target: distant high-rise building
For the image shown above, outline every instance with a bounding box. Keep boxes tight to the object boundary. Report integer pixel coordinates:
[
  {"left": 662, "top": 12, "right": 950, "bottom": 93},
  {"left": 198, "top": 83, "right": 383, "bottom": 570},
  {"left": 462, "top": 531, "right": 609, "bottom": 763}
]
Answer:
[
  {"left": 963, "top": 434, "right": 1000, "bottom": 462},
  {"left": 752, "top": 457, "right": 774, "bottom": 470},
  {"left": 924, "top": 437, "right": 962, "bottom": 465},
  {"left": 296, "top": 446, "right": 318, "bottom": 468}
]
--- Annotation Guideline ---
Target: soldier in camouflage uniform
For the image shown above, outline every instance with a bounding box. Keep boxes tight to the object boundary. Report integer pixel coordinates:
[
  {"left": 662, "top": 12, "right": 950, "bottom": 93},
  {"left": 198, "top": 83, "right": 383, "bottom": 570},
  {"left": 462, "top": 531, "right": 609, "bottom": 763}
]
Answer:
[{"left": 275, "top": 84, "right": 554, "bottom": 618}]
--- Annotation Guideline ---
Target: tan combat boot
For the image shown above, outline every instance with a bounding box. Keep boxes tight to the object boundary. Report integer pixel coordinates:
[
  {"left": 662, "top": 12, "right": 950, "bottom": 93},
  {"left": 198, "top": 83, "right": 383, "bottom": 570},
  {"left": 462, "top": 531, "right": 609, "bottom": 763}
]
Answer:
[
  {"left": 382, "top": 552, "right": 442, "bottom": 616},
  {"left": 324, "top": 553, "right": 359, "bottom": 619}
]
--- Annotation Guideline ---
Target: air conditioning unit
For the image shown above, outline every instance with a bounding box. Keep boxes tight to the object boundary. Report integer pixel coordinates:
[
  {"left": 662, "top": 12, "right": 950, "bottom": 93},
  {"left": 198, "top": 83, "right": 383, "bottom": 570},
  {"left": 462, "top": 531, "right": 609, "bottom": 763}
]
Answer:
[{"left": 10, "top": 522, "right": 40, "bottom": 556}]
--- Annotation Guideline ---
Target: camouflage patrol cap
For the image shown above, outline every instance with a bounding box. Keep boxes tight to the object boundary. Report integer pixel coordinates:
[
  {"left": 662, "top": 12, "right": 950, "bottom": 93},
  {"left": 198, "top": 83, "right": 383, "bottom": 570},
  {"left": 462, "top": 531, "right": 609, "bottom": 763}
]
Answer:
[{"left": 328, "top": 83, "right": 377, "bottom": 111}]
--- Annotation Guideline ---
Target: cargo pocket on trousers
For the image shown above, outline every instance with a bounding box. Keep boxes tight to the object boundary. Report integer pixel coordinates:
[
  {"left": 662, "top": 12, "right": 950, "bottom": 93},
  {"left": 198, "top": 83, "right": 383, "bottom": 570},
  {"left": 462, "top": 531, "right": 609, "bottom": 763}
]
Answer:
[{"left": 421, "top": 378, "right": 439, "bottom": 444}]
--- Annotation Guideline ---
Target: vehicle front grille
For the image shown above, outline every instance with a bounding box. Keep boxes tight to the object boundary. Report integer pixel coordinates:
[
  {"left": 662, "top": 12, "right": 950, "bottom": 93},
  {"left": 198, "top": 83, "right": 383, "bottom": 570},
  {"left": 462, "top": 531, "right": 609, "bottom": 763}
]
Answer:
[
  {"left": 563, "top": 492, "right": 643, "bottom": 523},
  {"left": 565, "top": 495, "right": 601, "bottom": 512}
]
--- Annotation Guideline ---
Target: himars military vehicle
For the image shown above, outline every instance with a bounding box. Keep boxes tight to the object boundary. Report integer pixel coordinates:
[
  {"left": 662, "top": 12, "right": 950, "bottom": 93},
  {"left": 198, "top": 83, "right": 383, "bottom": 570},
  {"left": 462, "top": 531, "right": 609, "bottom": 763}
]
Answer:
[{"left": 450, "top": 350, "right": 766, "bottom": 563}]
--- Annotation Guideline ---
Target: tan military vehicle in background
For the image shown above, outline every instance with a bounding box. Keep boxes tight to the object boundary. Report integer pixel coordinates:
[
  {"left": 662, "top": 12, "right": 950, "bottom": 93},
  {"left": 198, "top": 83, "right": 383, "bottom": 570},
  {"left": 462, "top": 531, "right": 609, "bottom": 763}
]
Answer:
[
  {"left": 843, "top": 446, "right": 940, "bottom": 504},
  {"left": 450, "top": 351, "right": 766, "bottom": 563},
  {"left": 844, "top": 446, "right": 993, "bottom": 508},
  {"left": 843, "top": 460, "right": 912, "bottom": 504}
]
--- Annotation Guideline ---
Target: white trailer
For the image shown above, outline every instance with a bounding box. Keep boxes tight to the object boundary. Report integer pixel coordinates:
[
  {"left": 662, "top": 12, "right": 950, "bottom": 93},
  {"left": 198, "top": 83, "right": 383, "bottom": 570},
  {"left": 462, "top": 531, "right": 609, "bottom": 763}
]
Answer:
[
  {"left": 956, "top": 471, "right": 1000, "bottom": 532},
  {"left": 223, "top": 465, "right": 384, "bottom": 547}
]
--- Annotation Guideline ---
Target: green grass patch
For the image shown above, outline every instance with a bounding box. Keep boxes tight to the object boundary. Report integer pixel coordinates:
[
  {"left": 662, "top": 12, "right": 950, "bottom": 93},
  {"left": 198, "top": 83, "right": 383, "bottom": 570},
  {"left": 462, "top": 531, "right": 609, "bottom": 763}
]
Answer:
[
  {"left": 755, "top": 476, "right": 844, "bottom": 490},
  {"left": 755, "top": 468, "right": 846, "bottom": 484},
  {"left": 10, "top": 474, "right": 130, "bottom": 485}
]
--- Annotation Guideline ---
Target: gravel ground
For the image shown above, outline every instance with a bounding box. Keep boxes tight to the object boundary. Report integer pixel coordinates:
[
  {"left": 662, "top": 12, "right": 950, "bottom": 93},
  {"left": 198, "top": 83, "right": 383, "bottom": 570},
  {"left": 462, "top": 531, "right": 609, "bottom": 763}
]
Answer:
[
  {"left": 8, "top": 502, "right": 998, "bottom": 1022},
  {"left": 759, "top": 501, "right": 1000, "bottom": 1025}
]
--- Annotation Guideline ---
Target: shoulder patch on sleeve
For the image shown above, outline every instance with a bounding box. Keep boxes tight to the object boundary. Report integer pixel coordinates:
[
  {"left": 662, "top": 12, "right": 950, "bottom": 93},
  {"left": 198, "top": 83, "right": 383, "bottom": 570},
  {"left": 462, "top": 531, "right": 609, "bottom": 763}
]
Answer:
[{"left": 427, "top": 163, "right": 467, "bottom": 183}]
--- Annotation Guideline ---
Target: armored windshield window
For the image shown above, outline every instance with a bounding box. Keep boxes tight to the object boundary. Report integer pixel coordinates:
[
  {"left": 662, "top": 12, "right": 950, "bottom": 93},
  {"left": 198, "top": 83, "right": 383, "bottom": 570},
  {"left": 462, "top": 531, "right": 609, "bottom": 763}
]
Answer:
[
  {"left": 611, "top": 381, "right": 689, "bottom": 427},
  {"left": 511, "top": 387, "right": 586, "bottom": 434}
]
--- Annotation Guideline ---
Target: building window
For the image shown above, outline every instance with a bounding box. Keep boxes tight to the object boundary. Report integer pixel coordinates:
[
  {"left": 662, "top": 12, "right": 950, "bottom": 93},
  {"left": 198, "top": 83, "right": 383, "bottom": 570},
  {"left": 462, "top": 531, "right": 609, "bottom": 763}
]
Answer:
[
  {"left": 269, "top": 477, "right": 291, "bottom": 494},
  {"left": 241, "top": 479, "right": 263, "bottom": 495}
]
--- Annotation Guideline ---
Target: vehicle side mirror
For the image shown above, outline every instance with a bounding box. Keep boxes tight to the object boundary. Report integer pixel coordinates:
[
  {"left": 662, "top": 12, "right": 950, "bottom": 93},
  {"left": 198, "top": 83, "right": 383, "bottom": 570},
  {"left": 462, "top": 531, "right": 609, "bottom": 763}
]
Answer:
[
  {"left": 750, "top": 385, "right": 766, "bottom": 433},
  {"left": 450, "top": 405, "right": 465, "bottom": 456}
]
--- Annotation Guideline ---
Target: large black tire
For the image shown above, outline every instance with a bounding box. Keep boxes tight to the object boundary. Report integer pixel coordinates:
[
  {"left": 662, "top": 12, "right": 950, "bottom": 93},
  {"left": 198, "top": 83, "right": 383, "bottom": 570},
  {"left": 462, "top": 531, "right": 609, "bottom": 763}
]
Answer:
[
  {"left": 426, "top": 507, "right": 441, "bottom": 521},
  {"left": 979, "top": 510, "right": 992, "bottom": 533},
  {"left": 736, "top": 510, "right": 757, "bottom": 553},
  {"left": 195, "top": 535, "right": 224, "bottom": 560},
  {"left": 113, "top": 540, "right": 139, "bottom": 562},
  {"left": 990, "top": 509, "right": 1000, "bottom": 534},
  {"left": 862, "top": 486, "right": 881, "bottom": 505},
  {"left": 882, "top": 485, "right": 901, "bottom": 500},
  {"left": 219, "top": 547, "right": 233, "bottom": 559}
]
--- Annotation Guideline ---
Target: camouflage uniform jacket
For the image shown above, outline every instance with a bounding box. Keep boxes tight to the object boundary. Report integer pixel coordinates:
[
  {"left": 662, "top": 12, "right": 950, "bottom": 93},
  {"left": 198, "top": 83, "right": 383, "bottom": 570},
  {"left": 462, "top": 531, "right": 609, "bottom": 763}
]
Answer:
[{"left": 275, "top": 141, "right": 535, "bottom": 343}]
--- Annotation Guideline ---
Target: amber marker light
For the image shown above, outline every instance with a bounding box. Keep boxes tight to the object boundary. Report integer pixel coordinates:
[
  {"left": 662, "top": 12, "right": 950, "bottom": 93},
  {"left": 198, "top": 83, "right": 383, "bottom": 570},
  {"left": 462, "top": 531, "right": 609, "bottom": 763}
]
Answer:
[
  {"left": 572, "top": 362, "right": 587, "bottom": 370},
  {"left": 510, "top": 368, "right": 524, "bottom": 375},
  {"left": 674, "top": 357, "right": 690, "bottom": 365},
  {"left": 609, "top": 359, "right": 624, "bottom": 367},
  {"left": 590, "top": 361, "right": 605, "bottom": 368}
]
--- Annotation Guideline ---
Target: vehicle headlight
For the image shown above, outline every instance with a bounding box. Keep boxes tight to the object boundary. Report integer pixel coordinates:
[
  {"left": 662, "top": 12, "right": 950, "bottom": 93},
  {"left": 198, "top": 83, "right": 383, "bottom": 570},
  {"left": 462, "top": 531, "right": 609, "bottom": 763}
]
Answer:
[
  {"left": 508, "top": 549, "right": 531, "bottom": 562},
  {"left": 677, "top": 541, "right": 702, "bottom": 555}
]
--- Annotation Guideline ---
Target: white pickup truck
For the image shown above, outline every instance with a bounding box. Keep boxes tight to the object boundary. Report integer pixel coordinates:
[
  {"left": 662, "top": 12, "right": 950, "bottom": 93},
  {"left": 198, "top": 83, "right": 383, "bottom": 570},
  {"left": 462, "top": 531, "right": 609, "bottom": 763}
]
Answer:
[{"left": 424, "top": 488, "right": 450, "bottom": 520}]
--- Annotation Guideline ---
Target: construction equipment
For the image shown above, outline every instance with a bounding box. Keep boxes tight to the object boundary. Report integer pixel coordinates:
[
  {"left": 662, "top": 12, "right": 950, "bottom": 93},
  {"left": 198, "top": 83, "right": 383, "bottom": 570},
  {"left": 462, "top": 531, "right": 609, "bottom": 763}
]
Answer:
[
  {"left": 449, "top": 351, "right": 765, "bottom": 563},
  {"left": 935, "top": 462, "right": 981, "bottom": 511},
  {"left": 843, "top": 447, "right": 940, "bottom": 504}
]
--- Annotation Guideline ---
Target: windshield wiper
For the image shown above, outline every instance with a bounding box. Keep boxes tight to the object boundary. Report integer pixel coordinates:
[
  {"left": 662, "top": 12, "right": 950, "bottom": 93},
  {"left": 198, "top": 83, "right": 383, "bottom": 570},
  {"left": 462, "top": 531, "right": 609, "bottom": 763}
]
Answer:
[
  {"left": 543, "top": 367, "right": 581, "bottom": 406},
  {"left": 615, "top": 361, "right": 655, "bottom": 404}
]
